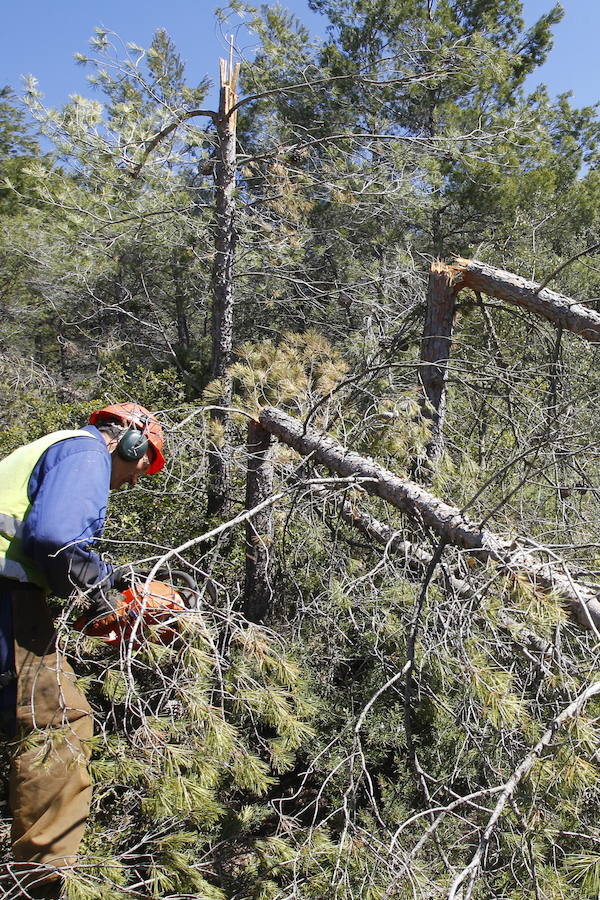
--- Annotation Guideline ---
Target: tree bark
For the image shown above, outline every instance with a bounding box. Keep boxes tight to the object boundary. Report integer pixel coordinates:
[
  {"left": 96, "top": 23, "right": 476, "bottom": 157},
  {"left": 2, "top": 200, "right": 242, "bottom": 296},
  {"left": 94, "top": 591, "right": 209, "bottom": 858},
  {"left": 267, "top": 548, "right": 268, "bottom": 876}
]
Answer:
[
  {"left": 259, "top": 406, "right": 600, "bottom": 631},
  {"left": 171, "top": 252, "right": 191, "bottom": 358},
  {"left": 454, "top": 257, "right": 600, "bottom": 343},
  {"left": 419, "top": 262, "right": 458, "bottom": 461},
  {"left": 244, "top": 421, "right": 274, "bottom": 623},
  {"left": 207, "top": 56, "right": 241, "bottom": 517}
]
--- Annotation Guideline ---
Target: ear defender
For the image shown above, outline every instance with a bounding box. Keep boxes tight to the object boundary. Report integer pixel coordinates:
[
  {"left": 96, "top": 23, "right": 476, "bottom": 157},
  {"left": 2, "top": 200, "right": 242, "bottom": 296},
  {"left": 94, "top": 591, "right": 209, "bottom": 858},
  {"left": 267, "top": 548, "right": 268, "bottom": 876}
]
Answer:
[{"left": 116, "top": 427, "right": 149, "bottom": 463}]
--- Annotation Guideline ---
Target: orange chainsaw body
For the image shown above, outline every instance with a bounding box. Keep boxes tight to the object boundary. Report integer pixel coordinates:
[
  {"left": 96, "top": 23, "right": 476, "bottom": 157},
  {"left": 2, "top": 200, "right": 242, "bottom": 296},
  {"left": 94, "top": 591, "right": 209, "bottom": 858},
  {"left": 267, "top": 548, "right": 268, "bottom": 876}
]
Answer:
[{"left": 75, "top": 580, "right": 187, "bottom": 646}]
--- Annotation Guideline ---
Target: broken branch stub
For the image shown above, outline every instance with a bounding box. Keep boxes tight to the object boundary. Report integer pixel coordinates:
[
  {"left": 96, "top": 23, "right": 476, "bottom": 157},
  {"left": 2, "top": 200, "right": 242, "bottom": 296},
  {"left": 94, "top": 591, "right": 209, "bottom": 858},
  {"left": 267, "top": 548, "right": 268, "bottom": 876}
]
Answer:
[{"left": 258, "top": 406, "right": 600, "bottom": 632}]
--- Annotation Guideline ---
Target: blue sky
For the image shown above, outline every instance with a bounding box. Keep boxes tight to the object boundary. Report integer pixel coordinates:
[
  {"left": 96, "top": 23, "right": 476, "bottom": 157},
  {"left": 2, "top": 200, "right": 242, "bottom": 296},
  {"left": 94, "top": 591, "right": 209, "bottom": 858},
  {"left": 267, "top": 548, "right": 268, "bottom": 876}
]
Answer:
[{"left": 1, "top": 2, "right": 597, "bottom": 112}]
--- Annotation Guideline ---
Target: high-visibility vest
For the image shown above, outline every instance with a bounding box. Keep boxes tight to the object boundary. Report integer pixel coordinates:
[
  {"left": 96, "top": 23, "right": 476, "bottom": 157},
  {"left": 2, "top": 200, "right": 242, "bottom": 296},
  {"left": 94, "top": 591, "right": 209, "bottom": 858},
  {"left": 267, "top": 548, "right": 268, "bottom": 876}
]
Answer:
[{"left": 0, "top": 430, "right": 97, "bottom": 588}]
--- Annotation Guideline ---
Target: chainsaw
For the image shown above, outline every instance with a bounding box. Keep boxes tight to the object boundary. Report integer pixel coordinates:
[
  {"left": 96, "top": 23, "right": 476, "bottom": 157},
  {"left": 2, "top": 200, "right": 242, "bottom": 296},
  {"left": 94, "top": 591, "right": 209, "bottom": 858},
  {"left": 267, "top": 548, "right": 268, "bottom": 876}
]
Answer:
[{"left": 74, "top": 570, "right": 215, "bottom": 647}]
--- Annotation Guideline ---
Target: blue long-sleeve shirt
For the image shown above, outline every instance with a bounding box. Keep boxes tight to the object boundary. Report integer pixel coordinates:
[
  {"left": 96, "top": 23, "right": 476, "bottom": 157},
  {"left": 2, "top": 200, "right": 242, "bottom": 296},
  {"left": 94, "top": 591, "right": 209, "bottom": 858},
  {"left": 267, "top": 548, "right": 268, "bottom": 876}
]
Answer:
[{"left": 22, "top": 424, "right": 114, "bottom": 598}]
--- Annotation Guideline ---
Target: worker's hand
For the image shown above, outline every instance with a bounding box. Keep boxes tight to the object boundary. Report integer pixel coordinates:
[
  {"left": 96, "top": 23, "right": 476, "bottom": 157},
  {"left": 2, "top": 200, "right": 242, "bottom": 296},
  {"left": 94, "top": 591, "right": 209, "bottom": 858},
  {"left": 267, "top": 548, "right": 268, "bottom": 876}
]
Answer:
[
  {"left": 111, "top": 564, "right": 138, "bottom": 592},
  {"left": 87, "top": 590, "right": 121, "bottom": 623}
]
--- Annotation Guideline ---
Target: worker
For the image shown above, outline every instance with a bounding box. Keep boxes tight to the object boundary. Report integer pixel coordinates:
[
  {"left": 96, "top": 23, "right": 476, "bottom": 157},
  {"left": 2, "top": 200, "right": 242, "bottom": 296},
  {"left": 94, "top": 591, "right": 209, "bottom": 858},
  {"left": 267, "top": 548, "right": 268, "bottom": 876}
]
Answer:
[{"left": 0, "top": 403, "right": 165, "bottom": 898}]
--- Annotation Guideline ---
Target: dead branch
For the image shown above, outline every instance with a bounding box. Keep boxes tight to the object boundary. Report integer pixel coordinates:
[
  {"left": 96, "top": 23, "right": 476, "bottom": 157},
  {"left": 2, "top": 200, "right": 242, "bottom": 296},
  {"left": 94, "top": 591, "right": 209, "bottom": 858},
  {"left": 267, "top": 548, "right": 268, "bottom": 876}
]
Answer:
[
  {"left": 259, "top": 406, "right": 600, "bottom": 631},
  {"left": 313, "top": 484, "right": 577, "bottom": 674},
  {"left": 453, "top": 257, "right": 600, "bottom": 343},
  {"left": 446, "top": 678, "right": 600, "bottom": 900},
  {"left": 535, "top": 239, "right": 600, "bottom": 293},
  {"left": 129, "top": 107, "right": 217, "bottom": 178}
]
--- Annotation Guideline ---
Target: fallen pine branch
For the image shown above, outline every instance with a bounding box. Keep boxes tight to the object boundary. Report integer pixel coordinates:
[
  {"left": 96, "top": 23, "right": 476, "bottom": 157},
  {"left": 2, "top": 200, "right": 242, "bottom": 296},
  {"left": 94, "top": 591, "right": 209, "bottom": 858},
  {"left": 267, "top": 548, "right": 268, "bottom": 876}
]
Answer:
[
  {"left": 259, "top": 406, "right": 600, "bottom": 632},
  {"left": 453, "top": 257, "right": 600, "bottom": 343}
]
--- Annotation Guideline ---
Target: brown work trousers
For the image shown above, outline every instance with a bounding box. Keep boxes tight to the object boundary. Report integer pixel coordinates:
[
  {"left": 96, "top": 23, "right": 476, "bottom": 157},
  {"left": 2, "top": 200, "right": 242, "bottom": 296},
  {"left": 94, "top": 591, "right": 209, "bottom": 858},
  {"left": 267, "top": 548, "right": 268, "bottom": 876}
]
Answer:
[{"left": 3, "top": 584, "right": 93, "bottom": 892}]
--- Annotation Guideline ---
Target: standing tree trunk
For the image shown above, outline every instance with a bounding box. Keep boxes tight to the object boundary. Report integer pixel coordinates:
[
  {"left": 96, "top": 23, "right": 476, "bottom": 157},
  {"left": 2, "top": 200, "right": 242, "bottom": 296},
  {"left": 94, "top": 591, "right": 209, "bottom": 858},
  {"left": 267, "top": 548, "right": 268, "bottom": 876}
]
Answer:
[
  {"left": 171, "top": 251, "right": 191, "bottom": 360},
  {"left": 419, "top": 261, "right": 458, "bottom": 462},
  {"left": 244, "top": 420, "right": 274, "bottom": 622},
  {"left": 207, "top": 51, "right": 241, "bottom": 517}
]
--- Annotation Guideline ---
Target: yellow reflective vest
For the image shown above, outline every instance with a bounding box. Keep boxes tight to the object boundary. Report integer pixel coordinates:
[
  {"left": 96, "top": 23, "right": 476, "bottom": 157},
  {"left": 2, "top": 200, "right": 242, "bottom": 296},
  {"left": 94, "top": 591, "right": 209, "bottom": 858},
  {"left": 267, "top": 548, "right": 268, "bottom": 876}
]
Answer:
[{"left": 0, "top": 430, "right": 95, "bottom": 588}]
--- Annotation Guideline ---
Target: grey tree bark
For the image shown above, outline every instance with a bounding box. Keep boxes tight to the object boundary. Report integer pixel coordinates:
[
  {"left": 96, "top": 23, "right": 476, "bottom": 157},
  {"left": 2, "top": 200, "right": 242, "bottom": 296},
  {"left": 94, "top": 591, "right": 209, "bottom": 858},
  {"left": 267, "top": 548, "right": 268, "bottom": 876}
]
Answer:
[
  {"left": 258, "top": 406, "right": 600, "bottom": 631},
  {"left": 206, "top": 56, "right": 241, "bottom": 517},
  {"left": 171, "top": 252, "right": 191, "bottom": 358}
]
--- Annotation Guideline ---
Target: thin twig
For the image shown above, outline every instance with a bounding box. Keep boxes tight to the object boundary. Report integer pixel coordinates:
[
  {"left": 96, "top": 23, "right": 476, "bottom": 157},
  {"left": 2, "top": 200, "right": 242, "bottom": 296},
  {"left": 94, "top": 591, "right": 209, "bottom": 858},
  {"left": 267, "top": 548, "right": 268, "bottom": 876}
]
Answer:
[
  {"left": 447, "top": 678, "right": 600, "bottom": 900},
  {"left": 534, "top": 240, "right": 600, "bottom": 294}
]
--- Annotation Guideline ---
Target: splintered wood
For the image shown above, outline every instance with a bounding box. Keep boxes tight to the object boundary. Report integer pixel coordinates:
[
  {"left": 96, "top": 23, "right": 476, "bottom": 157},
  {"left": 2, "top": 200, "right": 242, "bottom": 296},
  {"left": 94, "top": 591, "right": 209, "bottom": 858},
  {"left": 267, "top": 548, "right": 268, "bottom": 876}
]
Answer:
[{"left": 219, "top": 37, "right": 241, "bottom": 127}]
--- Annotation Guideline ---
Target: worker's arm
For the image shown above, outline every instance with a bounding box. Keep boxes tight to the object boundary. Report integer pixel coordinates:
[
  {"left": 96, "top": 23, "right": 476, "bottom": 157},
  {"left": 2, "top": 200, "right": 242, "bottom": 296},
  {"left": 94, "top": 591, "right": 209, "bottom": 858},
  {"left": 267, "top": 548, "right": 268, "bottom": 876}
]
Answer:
[{"left": 22, "top": 432, "right": 115, "bottom": 601}]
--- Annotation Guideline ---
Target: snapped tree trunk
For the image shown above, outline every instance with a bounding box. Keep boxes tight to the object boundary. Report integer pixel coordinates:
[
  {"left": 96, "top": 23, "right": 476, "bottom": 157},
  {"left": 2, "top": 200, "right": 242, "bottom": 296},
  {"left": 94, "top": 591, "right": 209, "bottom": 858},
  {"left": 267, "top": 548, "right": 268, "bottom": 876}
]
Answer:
[
  {"left": 207, "top": 54, "right": 240, "bottom": 517},
  {"left": 258, "top": 406, "right": 600, "bottom": 632},
  {"left": 419, "top": 262, "right": 458, "bottom": 461},
  {"left": 244, "top": 420, "right": 274, "bottom": 623},
  {"left": 454, "top": 257, "right": 600, "bottom": 343}
]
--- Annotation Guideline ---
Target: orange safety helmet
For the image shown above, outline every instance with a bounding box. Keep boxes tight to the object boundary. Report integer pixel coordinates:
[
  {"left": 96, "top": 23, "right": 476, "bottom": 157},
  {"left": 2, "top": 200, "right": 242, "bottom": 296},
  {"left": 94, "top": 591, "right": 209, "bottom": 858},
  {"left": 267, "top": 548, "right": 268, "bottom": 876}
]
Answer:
[{"left": 89, "top": 402, "right": 165, "bottom": 474}]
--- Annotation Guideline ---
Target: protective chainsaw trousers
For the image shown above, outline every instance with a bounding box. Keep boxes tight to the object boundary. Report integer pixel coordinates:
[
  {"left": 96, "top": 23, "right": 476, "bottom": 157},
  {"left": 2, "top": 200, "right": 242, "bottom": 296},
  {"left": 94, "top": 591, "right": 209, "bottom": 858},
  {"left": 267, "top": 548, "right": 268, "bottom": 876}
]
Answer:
[{"left": 1, "top": 582, "right": 93, "bottom": 892}]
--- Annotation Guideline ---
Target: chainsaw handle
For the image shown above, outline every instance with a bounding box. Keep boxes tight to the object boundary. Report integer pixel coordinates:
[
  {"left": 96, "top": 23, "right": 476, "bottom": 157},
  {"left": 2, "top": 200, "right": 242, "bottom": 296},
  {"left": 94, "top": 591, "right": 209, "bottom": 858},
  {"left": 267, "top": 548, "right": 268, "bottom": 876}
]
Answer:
[
  {"left": 166, "top": 569, "right": 201, "bottom": 610},
  {"left": 170, "top": 571, "right": 218, "bottom": 609},
  {"left": 126, "top": 568, "right": 216, "bottom": 610}
]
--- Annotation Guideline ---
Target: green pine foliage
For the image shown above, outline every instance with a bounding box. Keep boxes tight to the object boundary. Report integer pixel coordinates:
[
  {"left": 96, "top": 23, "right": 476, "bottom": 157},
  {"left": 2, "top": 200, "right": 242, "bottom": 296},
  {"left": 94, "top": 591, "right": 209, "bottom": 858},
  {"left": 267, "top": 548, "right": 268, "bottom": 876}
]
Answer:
[
  {"left": 59, "top": 607, "right": 314, "bottom": 898},
  {"left": 3, "top": 2, "right": 600, "bottom": 897}
]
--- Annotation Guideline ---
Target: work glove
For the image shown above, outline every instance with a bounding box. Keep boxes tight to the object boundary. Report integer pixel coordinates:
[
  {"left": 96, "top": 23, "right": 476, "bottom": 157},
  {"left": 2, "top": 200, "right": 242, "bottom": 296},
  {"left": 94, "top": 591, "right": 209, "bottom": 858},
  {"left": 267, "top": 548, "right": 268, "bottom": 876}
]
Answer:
[
  {"left": 86, "top": 589, "right": 121, "bottom": 623},
  {"left": 111, "top": 564, "right": 138, "bottom": 592}
]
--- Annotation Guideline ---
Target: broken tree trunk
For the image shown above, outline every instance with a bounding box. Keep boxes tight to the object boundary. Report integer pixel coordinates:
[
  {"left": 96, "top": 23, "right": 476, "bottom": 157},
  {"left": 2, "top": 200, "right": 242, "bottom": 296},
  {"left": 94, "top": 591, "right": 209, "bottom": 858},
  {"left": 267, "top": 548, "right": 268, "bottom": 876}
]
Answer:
[
  {"left": 258, "top": 406, "right": 600, "bottom": 632},
  {"left": 454, "top": 257, "right": 600, "bottom": 343},
  {"left": 207, "top": 50, "right": 241, "bottom": 517},
  {"left": 244, "top": 421, "right": 274, "bottom": 623},
  {"left": 419, "top": 262, "right": 459, "bottom": 461}
]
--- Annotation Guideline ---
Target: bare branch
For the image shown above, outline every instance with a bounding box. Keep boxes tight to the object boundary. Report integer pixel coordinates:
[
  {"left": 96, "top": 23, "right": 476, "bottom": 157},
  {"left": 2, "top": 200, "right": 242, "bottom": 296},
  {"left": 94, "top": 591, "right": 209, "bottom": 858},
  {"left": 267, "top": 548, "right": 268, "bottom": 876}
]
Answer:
[{"left": 447, "top": 678, "right": 600, "bottom": 900}]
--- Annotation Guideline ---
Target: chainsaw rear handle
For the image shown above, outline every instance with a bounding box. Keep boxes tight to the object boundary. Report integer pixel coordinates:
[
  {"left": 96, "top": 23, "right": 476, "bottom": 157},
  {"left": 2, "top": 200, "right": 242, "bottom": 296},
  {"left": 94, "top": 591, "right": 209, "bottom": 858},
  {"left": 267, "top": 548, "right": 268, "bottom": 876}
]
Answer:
[{"left": 161, "top": 569, "right": 200, "bottom": 610}]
